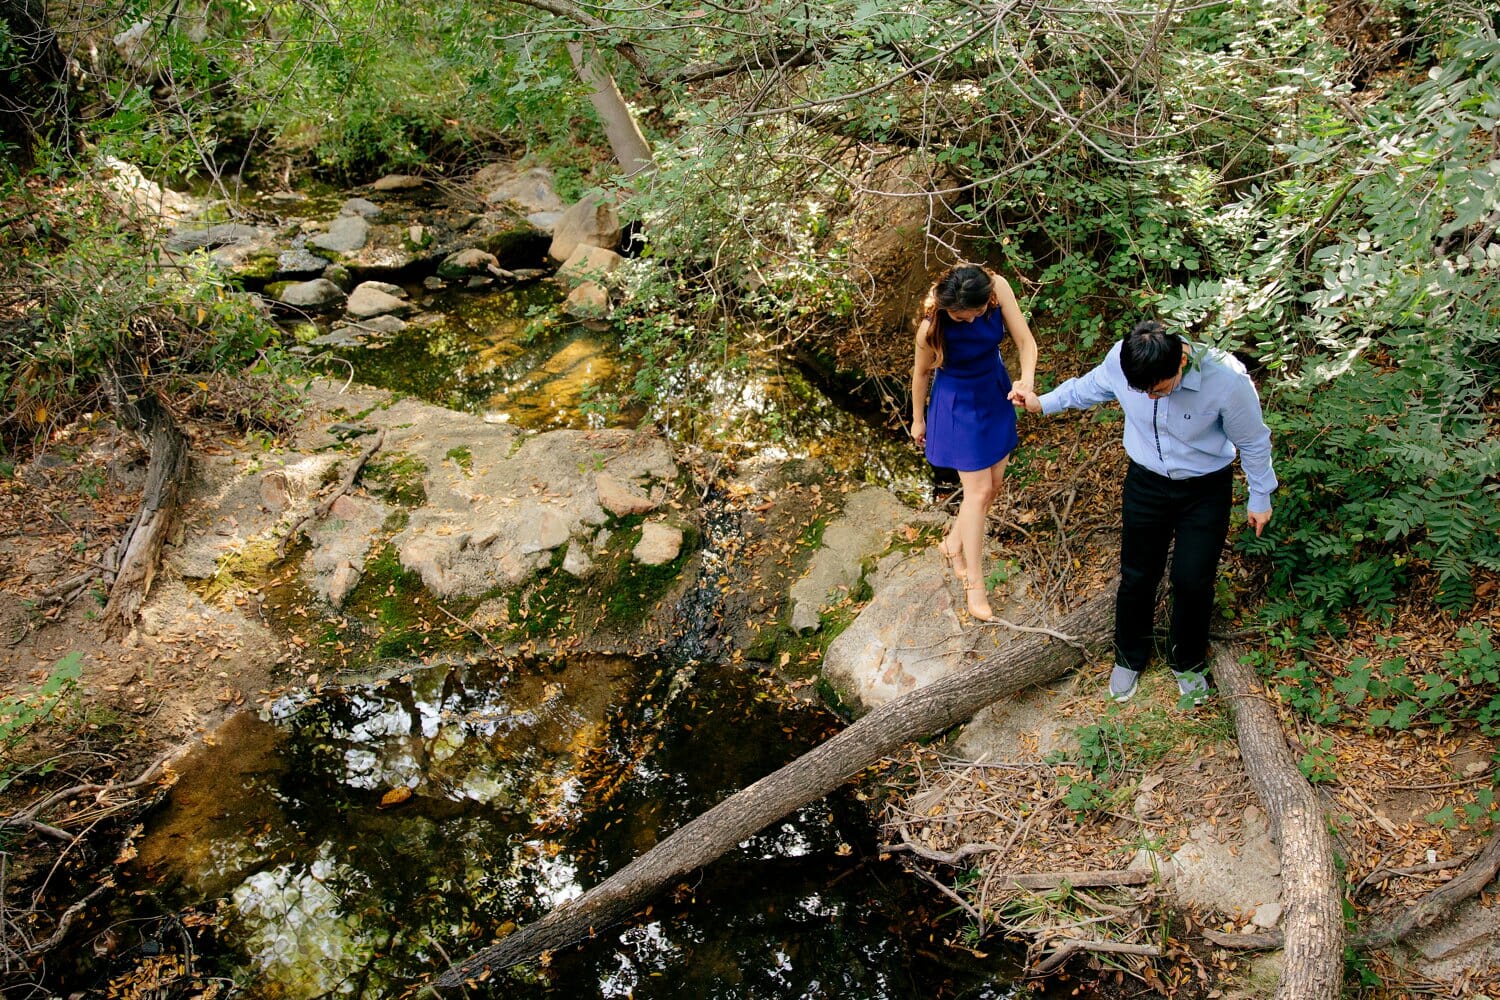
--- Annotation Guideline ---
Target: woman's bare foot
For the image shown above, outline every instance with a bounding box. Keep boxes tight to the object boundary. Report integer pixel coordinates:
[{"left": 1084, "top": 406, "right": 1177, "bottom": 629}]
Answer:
[
  {"left": 938, "top": 536, "right": 966, "bottom": 580},
  {"left": 964, "top": 579, "right": 994, "bottom": 621}
]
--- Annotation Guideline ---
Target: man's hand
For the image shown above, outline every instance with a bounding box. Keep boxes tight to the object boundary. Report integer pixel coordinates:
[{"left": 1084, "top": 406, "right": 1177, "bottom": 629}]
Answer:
[
  {"left": 1248, "top": 507, "right": 1272, "bottom": 537},
  {"left": 1008, "top": 387, "right": 1042, "bottom": 413}
]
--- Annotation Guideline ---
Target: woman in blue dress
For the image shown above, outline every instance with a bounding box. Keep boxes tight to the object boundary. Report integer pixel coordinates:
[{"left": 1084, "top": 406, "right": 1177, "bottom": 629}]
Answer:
[{"left": 910, "top": 264, "right": 1039, "bottom": 621}]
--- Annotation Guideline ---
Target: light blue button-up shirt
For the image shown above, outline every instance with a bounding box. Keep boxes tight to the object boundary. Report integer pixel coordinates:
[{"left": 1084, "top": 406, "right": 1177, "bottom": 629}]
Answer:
[{"left": 1039, "top": 342, "right": 1278, "bottom": 513}]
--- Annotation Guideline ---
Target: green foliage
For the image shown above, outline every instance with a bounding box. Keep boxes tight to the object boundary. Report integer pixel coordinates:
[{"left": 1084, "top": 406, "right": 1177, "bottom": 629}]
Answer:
[
  {"left": 1048, "top": 703, "right": 1233, "bottom": 816},
  {"left": 0, "top": 175, "right": 303, "bottom": 454},
  {"left": 0, "top": 653, "right": 83, "bottom": 787}
]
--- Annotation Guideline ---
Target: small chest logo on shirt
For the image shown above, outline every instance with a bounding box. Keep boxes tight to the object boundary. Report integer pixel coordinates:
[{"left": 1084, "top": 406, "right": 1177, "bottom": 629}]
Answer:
[{"left": 1184, "top": 414, "right": 1191, "bottom": 420}]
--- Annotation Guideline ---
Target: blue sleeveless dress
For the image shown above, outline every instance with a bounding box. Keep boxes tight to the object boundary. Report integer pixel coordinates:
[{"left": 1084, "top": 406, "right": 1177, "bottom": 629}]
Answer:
[{"left": 925, "top": 307, "right": 1018, "bottom": 472}]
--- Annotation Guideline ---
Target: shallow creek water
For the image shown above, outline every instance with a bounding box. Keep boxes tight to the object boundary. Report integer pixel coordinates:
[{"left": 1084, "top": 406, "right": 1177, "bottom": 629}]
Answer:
[{"left": 89, "top": 282, "right": 1050, "bottom": 997}]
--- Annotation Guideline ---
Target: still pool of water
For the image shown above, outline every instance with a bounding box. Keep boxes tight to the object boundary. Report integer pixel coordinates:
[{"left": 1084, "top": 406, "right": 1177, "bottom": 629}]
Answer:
[{"left": 84, "top": 655, "right": 1032, "bottom": 998}]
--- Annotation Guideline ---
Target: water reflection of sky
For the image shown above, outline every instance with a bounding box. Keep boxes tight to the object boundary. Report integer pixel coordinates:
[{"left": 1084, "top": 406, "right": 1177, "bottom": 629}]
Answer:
[{"left": 114, "top": 655, "right": 1033, "bottom": 999}]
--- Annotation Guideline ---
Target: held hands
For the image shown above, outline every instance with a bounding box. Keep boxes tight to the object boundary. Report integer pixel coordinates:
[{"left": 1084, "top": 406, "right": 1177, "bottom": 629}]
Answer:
[
  {"left": 1008, "top": 384, "right": 1042, "bottom": 413},
  {"left": 1247, "top": 507, "right": 1273, "bottom": 537}
]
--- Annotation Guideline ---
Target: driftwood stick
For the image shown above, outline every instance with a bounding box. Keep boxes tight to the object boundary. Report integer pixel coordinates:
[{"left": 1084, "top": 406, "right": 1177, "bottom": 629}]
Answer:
[
  {"left": 418, "top": 593, "right": 1115, "bottom": 994},
  {"left": 1212, "top": 645, "right": 1343, "bottom": 1000},
  {"left": 20, "top": 882, "right": 112, "bottom": 958},
  {"left": 279, "top": 429, "right": 385, "bottom": 556},
  {"left": 1034, "top": 938, "right": 1161, "bottom": 975},
  {"left": 1202, "top": 928, "right": 1284, "bottom": 950}
]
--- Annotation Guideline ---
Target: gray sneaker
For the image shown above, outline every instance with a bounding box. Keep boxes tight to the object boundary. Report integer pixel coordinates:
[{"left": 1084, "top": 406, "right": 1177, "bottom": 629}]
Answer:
[
  {"left": 1108, "top": 664, "right": 1140, "bottom": 702},
  {"left": 1174, "top": 669, "right": 1210, "bottom": 707}
]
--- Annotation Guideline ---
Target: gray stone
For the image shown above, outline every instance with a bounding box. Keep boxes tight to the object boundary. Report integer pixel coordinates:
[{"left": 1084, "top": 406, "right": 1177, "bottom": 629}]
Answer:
[
  {"left": 822, "top": 548, "right": 985, "bottom": 711},
  {"left": 340, "top": 197, "right": 381, "bottom": 218},
  {"left": 1169, "top": 806, "right": 1282, "bottom": 921},
  {"left": 483, "top": 167, "right": 564, "bottom": 214},
  {"left": 303, "top": 493, "right": 390, "bottom": 608},
  {"left": 562, "top": 546, "right": 593, "bottom": 578},
  {"left": 362, "top": 398, "right": 677, "bottom": 598},
  {"left": 165, "top": 222, "right": 263, "bottom": 254},
  {"left": 549, "top": 195, "right": 620, "bottom": 262},
  {"left": 423, "top": 276, "right": 446, "bottom": 290},
  {"left": 310, "top": 327, "right": 367, "bottom": 348},
  {"left": 596, "top": 472, "right": 657, "bottom": 517},
  {"left": 466, "top": 276, "right": 493, "bottom": 289},
  {"left": 633, "top": 522, "right": 684, "bottom": 566},
  {"left": 517, "top": 507, "right": 571, "bottom": 555},
  {"left": 527, "top": 211, "right": 563, "bottom": 233},
  {"left": 346, "top": 283, "right": 413, "bottom": 320},
  {"left": 787, "top": 487, "right": 911, "bottom": 632},
  {"left": 439, "top": 248, "right": 500, "bottom": 279},
  {"left": 344, "top": 314, "right": 408, "bottom": 335},
  {"left": 1250, "top": 902, "right": 1283, "bottom": 928},
  {"left": 309, "top": 215, "right": 370, "bottom": 254},
  {"left": 276, "top": 249, "right": 329, "bottom": 278},
  {"left": 279, "top": 278, "right": 345, "bottom": 310}
]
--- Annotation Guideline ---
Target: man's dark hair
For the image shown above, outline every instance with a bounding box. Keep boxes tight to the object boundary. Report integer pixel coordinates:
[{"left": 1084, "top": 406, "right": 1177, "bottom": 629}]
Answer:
[{"left": 1120, "top": 320, "right": 1183, "bottom": 391}]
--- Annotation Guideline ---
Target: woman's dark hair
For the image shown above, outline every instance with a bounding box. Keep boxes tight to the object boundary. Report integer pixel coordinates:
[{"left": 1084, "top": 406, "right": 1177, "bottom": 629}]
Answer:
[
  {"left": 922, "top": 265, "right": 994, "bottom": 365},
  {"left": 1120, "top": 319, "right": 1183, "bottom": 391}
]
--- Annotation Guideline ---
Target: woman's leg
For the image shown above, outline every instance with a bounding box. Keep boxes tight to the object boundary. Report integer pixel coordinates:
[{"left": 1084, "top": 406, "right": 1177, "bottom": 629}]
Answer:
[{"left": 955, "top": 463, "right": 1002, "bottom": 619}]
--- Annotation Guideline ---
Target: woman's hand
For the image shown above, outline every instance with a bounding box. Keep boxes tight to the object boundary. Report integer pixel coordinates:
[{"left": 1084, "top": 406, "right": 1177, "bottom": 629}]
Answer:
[
  {"left": 1009, "top": 380, "right": 1034, "bottom": 398},
  {"left": 910, "top": 417, "right": 927, "bottom": 447},
  {"left": 1008, "top": 386, "right": 1042, "bottom": 413}
]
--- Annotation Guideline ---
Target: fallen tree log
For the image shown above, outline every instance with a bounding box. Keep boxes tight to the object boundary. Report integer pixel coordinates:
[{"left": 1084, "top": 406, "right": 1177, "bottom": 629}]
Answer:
[
  {"left": 102, "top": 376, "right": 190, "bottom": 636},
  {"left": 1211, "top": 645, "right": 1342, "bottom": 1000},
  {"left": 421, "top": 592, "right": 1114, "bottom": 993}
]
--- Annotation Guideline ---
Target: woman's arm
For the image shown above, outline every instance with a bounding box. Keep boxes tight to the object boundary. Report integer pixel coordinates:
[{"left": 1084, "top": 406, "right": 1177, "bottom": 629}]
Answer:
[
  {"left": 992, "top": 275, "right": 1038, "bottom": 393},
  {"left": 910, "top": 316, "right": 938, "bottom": 445}
]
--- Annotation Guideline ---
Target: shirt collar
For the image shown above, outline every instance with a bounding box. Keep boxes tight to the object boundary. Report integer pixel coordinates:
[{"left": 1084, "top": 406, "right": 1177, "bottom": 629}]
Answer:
[{"left": 1179, "top": 345, "right": 1204, "bottom": 393}]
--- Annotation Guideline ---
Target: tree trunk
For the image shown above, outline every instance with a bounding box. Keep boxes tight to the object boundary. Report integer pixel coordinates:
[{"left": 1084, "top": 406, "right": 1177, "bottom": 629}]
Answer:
[
  {"left": 566, "top": 41, "right": 654, "bottom": 177},
  {"left": 422, "top": 593, "right": 1114, "bottom": 993},
  {"left": 0, "top": 0, "right": 72, "bottom": 169},
  {"left": 1211, "top": 646, "right": 1343, "bottom": 1000},
  {"left": 102, "top": 372, "right": 190, "bottom": 636}
]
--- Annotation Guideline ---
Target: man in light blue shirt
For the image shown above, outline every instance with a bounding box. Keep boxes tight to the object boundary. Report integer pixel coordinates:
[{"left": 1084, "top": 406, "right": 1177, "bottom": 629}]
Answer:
[{"left": 1012, "top": 321, "right": 1276, "bottom": 704}]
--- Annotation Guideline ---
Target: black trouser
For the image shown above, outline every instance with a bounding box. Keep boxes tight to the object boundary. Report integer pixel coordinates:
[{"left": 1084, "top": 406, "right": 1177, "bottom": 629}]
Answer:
[{"left": 1115, "top": 461, "right": 1233, "bottom": 676}]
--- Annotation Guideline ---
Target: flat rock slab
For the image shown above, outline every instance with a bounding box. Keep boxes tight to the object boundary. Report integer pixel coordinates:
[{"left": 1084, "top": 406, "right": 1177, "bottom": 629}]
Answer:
[
  {"left": 1407, "top": 895, "right": 1500, "bottom": 983},
  {"left": 303, "top": 493, "right": 392, "bottom": 607},
  {"left": 288, "top": 388, "right": 679, "bottom": 600},
  {"left": 310, "top": 215, "right": 370, "bottom": 254},
  {"left": 823, "top": 548, "right": 995, "bottom": 711},
  {"left": 1168, "top": 806, "right": 1282, "bottom": 922},
  {"left": 787, "top": 486, "right": 913, "bottom": 633}
]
